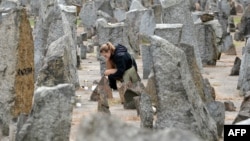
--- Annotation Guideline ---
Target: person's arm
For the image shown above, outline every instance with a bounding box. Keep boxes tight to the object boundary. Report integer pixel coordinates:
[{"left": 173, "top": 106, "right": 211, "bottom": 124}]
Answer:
[
  {"left": 104, "top": 69, "right": 117, "bottom": 76},
  {"left": 108, "top": 55, "right": 126, "bottom": 80}
]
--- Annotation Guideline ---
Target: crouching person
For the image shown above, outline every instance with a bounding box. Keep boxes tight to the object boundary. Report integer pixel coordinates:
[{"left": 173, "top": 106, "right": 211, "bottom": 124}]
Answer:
[{"left": 99, "top": 42, "right": 140, "bottom": 91}]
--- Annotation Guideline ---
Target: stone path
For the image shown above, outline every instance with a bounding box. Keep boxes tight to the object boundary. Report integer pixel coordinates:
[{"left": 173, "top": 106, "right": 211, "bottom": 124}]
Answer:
[{"left": 70, "top": 40, "right": 245, "bottom": 141}]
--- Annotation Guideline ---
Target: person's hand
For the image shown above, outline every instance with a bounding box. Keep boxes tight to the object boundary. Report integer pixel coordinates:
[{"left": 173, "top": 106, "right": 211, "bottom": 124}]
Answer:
[{"left": 104, "top": 69, "right": 117, "bottom": 76}]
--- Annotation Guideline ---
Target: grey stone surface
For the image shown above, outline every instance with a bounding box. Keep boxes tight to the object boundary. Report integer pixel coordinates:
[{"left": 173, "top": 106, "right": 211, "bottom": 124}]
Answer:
[
  {"left": 237, "top": 0, "right": 250, "bottom": 10},
  {"left": 110, "top": 0, "right": 131, "bottom": 10},
  {"left": 33, "top": 1, "right": 78, "bottom": 82},
  {"left": 222, "top": 34, "right": 235, "bottom": 53},
  {"left": 33, "top": 2, "right": 79, "bottom": 88},
  {"left": 154, "top": 24, "right": 183, "bottom": 45},
  {"left": 140, "top": 44, "right": 152, "bottom": 79},
  {"left": 125, "top": 9, "right": 155, "bottom": 57},
  {"left": 202, "top": 78, "right": 216, "bottom": 103},
  {"left": 0, "top": 6, "right": 16, "bottom": 137},
  {"left": 145, "top": 71, "right": 157, "bottom": 105},
  {"left": 76, "top": 113, "right": 204, "bottom": 141},
  {"left": 36, "top": 33, "right": 79, "bottom": 88},
  {"left": 230, "top": 57, "right": 241, "bottom": 76},
  {"left": 233, "top": 93, "right": 250, "bottom": 124},
  {"left": 239, "top": 4, "right": 250, "bottom": 38},
  {"left": 30, "top": 0, "right": 40, "bottom": 16},
  {"left": 129, "top": 0, "right": 146, "bottom": 11},
  {"left": 140, "top": 35, "right": 218, "bottom": 141},
  {"left": 224, "top": 101, "right": 236, "bottom": 111},
  {"left": 96, "top": 18, "right": 125, "bottom": 46},
  {"left": 0, "top": 5, "right": 34, "bottom": 138},
  {"left": 237, "top": 38, "right": 250, "bottom": 95},
  {"left": 139, "top": 92, "right": 153, "bottom": 129},
  {"left": 79, "top": 1, "right": 97, "bottom": 28},
  {"left": 161, "top": 0, "right": 203, "bottom": 71},
  {"left": 202, "top": 19, "right": 225, "bottom": 55},
  {"left": 206, "top": 101, "right": 225, "bottom": 138},
  {"left": 113, "top": 8, "right": 126, "bottom": 22},
  {"left": 196, "top": 22, "right": 219, "bottom": 66},
  {"left": 152, "top": 4, "right": 162, "bottom": 23},
  {"left": 178, "top": 43, "right": 214, "bottom": 103},
  {"left": 16, "top": 84, "right": 75, "bottom": 141}
]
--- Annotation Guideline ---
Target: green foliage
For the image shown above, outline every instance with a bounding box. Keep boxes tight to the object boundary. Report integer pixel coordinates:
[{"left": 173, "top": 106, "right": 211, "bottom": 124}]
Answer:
[
  {"left": 76, "top": 19, "right": 81, "bottom": 26},
  {"left": 29, "top": 18, "right": 35, "bottom": 28},
  {"left": 233, "top": 16, "right": 241, "bottom": 25}
]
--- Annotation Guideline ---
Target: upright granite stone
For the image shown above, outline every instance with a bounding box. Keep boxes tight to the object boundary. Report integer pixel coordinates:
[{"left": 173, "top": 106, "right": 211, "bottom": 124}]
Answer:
[
  {"left": 113, "top": 8, "right": 127, "bottom": 22},
  {"left": 178, "top": 43, "right": 214, "bottom": 103},
  {"left": 96, "top": 18, "right": 132, "bottom": 74},
  {"left": 206, "top": 101, "right": 225, "bottom": 138},
  {"left": 0, "top": 7, "right": 34, "bottom": 137},
  {"left": 217, "top": 0, "right": 231, "bottom": 34},
  {"left": 154, "top": 23, "right": 183, "bottom": 45},
  {"left": 141, "top": 23, "right": 183, "bottom": 79},
  {"left": 230, "top": 57, "right": 241, "bottom": 76},
  {"left": 79, "top": 1, "right": 97, "bottom": 29},
  {"left": 239, "top": 4, "right": 250, "bottom": 40},
  {"left": 152, "top": 4, "right": 162, "bottom": 23},
  {"left": 177, "top": 43, "right": 224, "bottom": 136},
  {"left": 161, "top": 0, "right": 203, "bottom": 71},
  {"left": 237, "top": 0, "right": 250, "bottom": 10},
  {"left": 216, "top": 0, "right": 236, "bottom": 53},
  {"left": 125, "top": 8, "right": 155, "bottom": 57},
  {"left": 195, "top": 22, "right": 219, "bottom": 66},
  {"left": 139, "top": 92, "right": 154, "bottom": 129},
  {"left": 90, "top": 76, "right": 113, "bottom": 101},
  {"left": 34, "top": 1, "right": 78, "bottom": 85},
  {"left": 237, "top": 38, "right": 250, "bottom": 96},
  {"left": 96, "top": 18, "right": 126, "bottom": 46},
  {"left": 140, "top": 35, "right": 218, "bottom": 141},
  {"left": 36, "top": 33, "right": 79, "bottom": 88},
  {"left": 35, "top": 4, "right": 79, "bottom": 88},
  {"left": 79, "top": 1, "right": 97, "bottom": 38},
  {"left": 145, "top": 71, "right": 157, "bottom": 105},
  {"left": 97, "top": 77, "right": 111, "bottom": 114},
  {"left": 140, "top": 44, "right": 152, "bottom": 79},
  {"left": 129, "top": 0, "right": 146, "bottom": 11},
  {"left": 77, "top": 35, "right": 87, "bottom": 60},
  {"left": 30, "top": 0, "right": 40, "bottom": 16},
  {"left": 110, "top": 0, "right": 131, "bottom": 11},
  {"left": 97, "top": 0, "right": 114, "bottom": 19},
  {"left": 16, "top": 84, "right": 74, "bottom": 141},
  {"left": 233, "top": 92, "right": 250, "bottom": 124}
]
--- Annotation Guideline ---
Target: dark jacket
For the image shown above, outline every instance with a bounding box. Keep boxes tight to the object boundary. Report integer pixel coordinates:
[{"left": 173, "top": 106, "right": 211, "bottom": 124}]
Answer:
[{"left": 108, "top": 44, "right": 137, "bottom": 81}]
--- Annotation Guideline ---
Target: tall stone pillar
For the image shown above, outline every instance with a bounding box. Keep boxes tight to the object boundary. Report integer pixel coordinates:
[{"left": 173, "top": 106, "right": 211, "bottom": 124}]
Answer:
[{"left": 0, "top": 7, "right": 34, "bottom": 138}]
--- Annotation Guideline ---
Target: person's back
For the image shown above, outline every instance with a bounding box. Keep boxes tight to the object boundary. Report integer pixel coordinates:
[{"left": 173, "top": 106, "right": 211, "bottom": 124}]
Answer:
[{"left": 109, "top": 44, "right": 137, "bottom": 79}]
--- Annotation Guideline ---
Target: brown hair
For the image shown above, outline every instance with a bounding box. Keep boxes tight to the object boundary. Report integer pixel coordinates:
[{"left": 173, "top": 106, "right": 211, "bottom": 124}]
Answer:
[
  {"left": 100, "top": 42, "right": 115, "bottom": 54},
  {"left": 100, "top": 42, "right": 116, "bottom": 69}
]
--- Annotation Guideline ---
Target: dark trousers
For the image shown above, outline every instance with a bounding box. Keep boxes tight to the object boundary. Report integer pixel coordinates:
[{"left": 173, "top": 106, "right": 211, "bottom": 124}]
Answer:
[{"left": 108, "top": 76, "right": 117, "bottom": 90}]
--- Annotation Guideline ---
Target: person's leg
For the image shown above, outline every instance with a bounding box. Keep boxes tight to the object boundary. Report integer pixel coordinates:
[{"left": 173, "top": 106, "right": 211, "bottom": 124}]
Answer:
[
  {"left": 123, "top": 67, "right": 140, "bottom": 83},
  {"left": 108, "top": 76, "right": 117, "bottom": 90}
]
